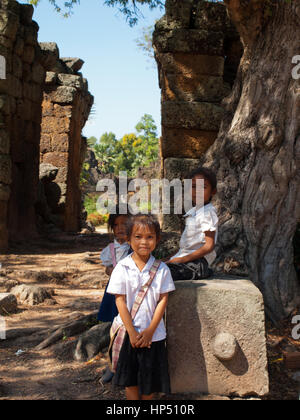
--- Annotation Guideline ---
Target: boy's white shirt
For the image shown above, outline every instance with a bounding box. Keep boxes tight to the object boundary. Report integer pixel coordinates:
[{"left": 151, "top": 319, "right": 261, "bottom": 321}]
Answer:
[
  {"left": 172, "top": 202, "right": 218, "bottom": 266},
  {"left": 100, "top": 239, "right": 131, "bottom": 267},
  {"left": 107, "top": 254, "right": 175, "bottom": 342}
]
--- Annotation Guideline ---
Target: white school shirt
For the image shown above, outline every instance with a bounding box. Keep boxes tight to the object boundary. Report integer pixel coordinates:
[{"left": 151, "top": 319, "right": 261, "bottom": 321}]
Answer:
[
  {"left": 100, "top": 240, "right": 131, "bottom": 267},
  {"left": 106, "top": 254, "right": 176, "bottom": 342},
  {"left": 172, "top": 202, "right": 219, "bottom": 266}
]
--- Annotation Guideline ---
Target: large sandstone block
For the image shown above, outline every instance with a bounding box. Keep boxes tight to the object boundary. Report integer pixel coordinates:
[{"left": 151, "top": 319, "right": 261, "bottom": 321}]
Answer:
[
  {"left": 162, "top": 101, "right": 224, "bottom": 131},
  {"left": 156, "top": 53, "right": 225, "bottom": 76},
  {"left": 153, "top": 28, "right": 224, "bottom": 55},
  {"left": 161, "top": 127, "right": 217, "bottom": 159},
  {"left": 167, "top": 277, "right": 269, "bottom": 397},
  {"left": 162, "top": 73, "right": 230, "bottom": 103}
]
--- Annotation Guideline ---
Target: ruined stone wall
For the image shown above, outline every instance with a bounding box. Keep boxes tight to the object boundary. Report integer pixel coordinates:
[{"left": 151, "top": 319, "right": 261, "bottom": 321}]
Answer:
[
  {"left": 39, "top": 45, "right": 93, "bottom": 232},
  {"left": 0, "top": 0, "right": 45, "bottom": 250},
  {"left": 153, "top": 0, "right": 243, "bottom": 231},
  {"left": 0, "top": 0, "right": 93, "bottom": 251}
]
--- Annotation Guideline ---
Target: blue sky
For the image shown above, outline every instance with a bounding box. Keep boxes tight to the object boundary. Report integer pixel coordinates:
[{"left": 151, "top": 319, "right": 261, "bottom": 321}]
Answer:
[{"left": 20, "top": 0, "right": 164, "bottom": 139}]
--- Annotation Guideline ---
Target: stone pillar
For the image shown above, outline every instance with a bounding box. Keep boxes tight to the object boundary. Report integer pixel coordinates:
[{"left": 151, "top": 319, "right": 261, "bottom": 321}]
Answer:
[
  {"left": 39, "top": 45, "right": 94, "bottom": 232},
  {"left": 153, "top": 0, "right": 242, "bottom": 231},
  {"left": 0, "top": 0, "right": 45, "bottom": 249},
  {"left": 167, "top": 277, "right": 269, "bottom": 397}
]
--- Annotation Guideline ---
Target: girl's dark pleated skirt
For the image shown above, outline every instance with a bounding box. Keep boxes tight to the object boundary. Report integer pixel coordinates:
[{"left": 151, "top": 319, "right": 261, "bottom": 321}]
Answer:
[{"left": 113, "top": 333, "right": 171, "bottom": 396}]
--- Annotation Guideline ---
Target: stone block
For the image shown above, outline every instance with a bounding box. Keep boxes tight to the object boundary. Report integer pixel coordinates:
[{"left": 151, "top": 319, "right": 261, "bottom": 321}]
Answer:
[
  {"left": 164, "top": 0, "right": 194, "bottom": 28},
  {"left": 51, "top": 86, "right": 77, "bottom": 104},
  {"left": 60, "top": 57, "right": 84, "bottom": 73},
  {"left": 0, "top": 293, "right": 17, "bottom": 316},
  {"left": 0, "top": 129, "right": 10, "bottom": 154},
  {"left": 0, "top": 154, "right": 12, "bottom": 185},
  {"left": 194, "top": 2, "right": 228, "bottom": 32},
  {"left": 0, "top": 185, "right": 10, "bottom": 201},
  {"left": 153, "top": 28, "right": 224, "bottom": 55},
  {"left": 167, "top": 277, "right": 269, "bottom": 397},
  {"left": 41, "top": 116, "right": 71, "bottom": 135},
  {"left": 162, "top": 101, "right": 224, "bottom": 131},
  {"left": 156, "top": 53, "right": 225, "bottom": 76},
  {"left": 162, "top": 73, "right": 230, "bottom": 102},
  {"left": 161, "top": 128, "right": 217, "bottom": 158}
]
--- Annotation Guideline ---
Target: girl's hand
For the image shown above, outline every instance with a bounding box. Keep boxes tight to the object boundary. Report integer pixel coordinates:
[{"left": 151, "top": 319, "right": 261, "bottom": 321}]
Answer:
[
  {"left": 105, "top": 266, "right": 114, "bottom": 276},
  {"left": 167, "top": 257, "right": 186, "bottom": 264},
  {"left": 128, "top": 329, "right": 140, "bottom": 348},
  {"left": 136, "top": 328, "right": 154, "bottom": 349}
]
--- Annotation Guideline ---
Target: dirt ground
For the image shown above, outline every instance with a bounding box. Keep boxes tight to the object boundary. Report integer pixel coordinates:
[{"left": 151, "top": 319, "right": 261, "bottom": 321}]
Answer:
[{"left": 0, "top": 232, "right": 299, "bottom": 401}]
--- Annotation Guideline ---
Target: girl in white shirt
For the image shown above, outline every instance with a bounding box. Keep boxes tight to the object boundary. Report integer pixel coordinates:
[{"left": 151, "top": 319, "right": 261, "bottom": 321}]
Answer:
[
  {"left": 107, "top": 214, "right": 175, "bottom": 400},
  {"left": 167, "top": 167, "right": 218, "bottom": 281}
]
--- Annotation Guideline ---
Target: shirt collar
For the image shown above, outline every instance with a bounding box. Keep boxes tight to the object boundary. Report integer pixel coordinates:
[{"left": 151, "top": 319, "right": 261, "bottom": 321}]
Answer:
[
  {"left": 120, "top": 253, "right": 155, "bottom": 273},
  {"left": 184, "top": 202, "right": 213, "bottom": 218},
  {"left": 114, "top": 239, "right": 130, "bottom": 249}
]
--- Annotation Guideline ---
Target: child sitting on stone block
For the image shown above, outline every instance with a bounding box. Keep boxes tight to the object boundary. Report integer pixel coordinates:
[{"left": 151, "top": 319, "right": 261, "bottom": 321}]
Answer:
[{"left": 166, "top": 167, "right": 218, "bottom": 281}]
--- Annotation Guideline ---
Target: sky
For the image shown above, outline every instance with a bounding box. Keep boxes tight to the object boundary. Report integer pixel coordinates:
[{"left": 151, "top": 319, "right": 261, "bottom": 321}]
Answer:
[{"left": 20, "top": 0, "right": 164, "bottom": 140}]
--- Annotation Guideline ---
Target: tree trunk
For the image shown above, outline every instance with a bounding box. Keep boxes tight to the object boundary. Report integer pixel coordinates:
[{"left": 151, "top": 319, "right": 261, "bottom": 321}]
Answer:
[{"left": 202, "top": 0, "right": 300, "bottom": 323}]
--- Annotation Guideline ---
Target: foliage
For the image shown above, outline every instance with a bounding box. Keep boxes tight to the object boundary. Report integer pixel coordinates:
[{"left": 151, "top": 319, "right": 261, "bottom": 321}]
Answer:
[
  {"left": 29, "top": 0, "right": 165, "bottom": 24},
  {"left": 90, "top": 114, "right": 159, "bottom": 176},
  {"left": 80, "top": 162, "right": 90, "bottom": 186},
  {"left": 87, "top": 212, "right": 107, "bottom": 226},
  {"left": 136, "top": 25, "right": 155, "bottom": 63},
  {"left": 84, "top": 193, "right": 98, "bottom": 215}
]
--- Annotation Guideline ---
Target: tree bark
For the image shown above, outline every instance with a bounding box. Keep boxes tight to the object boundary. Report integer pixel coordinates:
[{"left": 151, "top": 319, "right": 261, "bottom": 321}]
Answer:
[{"left": 203, "top": 0, "right": 300, "bottom": 322}]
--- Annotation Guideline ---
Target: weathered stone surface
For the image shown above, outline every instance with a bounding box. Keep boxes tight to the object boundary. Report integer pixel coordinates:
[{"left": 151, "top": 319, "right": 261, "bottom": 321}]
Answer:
[
  {"left": 0, "top": 293, "right": 17, "bottom": 316},
  {"left": 156, "top": 53, "right": 225, "bottom": 76},
  {"left": 0, "top": 184, "right": 10, "bottom": 201},
  {"left": 39, "top": 163, "right": 58, "bottom": 182},
  {"left": 0, "top": 155, "right": 11, "bottom": 184},
  {"left": 162, "top": 157, "right": 201, "bottom": 232},
  {"left": 74, "top": 322, "right": 111, "bottom": 362},
  {"left": 213, "top": 333, "right": 238, "bottom": 361},
  {"left": 11, "top": 284, "right": 55, "bottom": 306},
  {"left": 167, "top": 277, "right": 269, "bottom": 397},
  {"left": 163, "top": 73, "right": 231, "bottom": 102},
  {"left": 60, "top": 57, "right": 84, "bottom": 73},
  {"left": 154, "top": 28, "right": 224, "bottom": 55},
  {"left": 162, "top": 101, "right": 224, "bottom": 131},
  {"left": 161, "top": 128, "right": 217, "bottom": 159},
  {"left": 51, "top": 86, "right": 77, "bottom": 104}
]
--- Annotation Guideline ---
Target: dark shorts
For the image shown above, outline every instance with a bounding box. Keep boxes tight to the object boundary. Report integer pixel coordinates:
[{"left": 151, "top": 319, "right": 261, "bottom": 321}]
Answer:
[
  {"left": 167, "top": 257, "right": 212, "bottom": 281},
  {"left": 97, "top": 283, "right": 118, "bottom": 323},
  {"left": 113, "top": 333, "right": 171, "bottom": 396}
]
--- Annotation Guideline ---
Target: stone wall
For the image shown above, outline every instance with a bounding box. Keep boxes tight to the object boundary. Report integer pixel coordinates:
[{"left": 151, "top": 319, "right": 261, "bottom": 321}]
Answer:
[
  {"left": 0, "top": 0, "right": 45, "bottom": 249},
  {"left": 0, "top": 0, "right": 93, "bottom": 251},
  {"left": 153, "top": 0, "right": 243, "bottom": 231},
  {"left": 39, "top": 44, "right": 93, "bottom": 232}
]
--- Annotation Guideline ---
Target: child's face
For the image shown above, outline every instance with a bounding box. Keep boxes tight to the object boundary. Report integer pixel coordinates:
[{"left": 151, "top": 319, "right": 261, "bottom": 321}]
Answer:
[
  {"left": 129, "top": 224, "right": 158, "bottom": 258},
  {"left": 192, "top": 174, "right": 215, "bottom": 206},
  {"left": 112, "top": 216, "right": 128, "bottom": 244}
]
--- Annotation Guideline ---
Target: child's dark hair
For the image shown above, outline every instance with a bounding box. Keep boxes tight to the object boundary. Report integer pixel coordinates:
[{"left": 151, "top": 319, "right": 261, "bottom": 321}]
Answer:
[
  {"left": 107, "top": 205, "right": 130, "bottom": 233},
  {"left": 126, "top": 214, "right": 161, "bottom": 240},
  {"left": 189, "top": 167, "right": 217, "bottom": 191}
]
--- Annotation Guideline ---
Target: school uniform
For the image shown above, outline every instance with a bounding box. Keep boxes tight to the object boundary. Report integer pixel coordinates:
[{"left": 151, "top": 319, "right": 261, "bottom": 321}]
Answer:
[
  {"left": 168, "top": 202, "right": 219, "bottom": 281},
  {"left": 97, "top": 240, "right": 131, "bottom": 322},
  {"left": 107, "top": 254, "right": 175, "bottom": 395}
]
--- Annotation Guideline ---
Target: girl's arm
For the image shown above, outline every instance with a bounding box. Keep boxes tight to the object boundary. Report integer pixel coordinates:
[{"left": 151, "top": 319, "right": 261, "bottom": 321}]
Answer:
[
  {"left": 135, "top": 293, "right": 169, "bottom": 348},
  {"left": 105, "top": 266, "right": 114, "bottom": 276},
  {"left": 115, "top": 294, "right": 140, "bottom": 348},
  {"left": 167, "top": 231, "right": 215, "bottom": 264}
]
